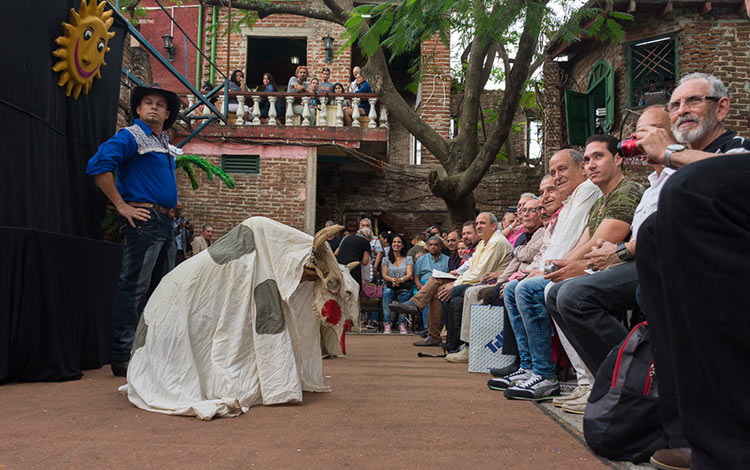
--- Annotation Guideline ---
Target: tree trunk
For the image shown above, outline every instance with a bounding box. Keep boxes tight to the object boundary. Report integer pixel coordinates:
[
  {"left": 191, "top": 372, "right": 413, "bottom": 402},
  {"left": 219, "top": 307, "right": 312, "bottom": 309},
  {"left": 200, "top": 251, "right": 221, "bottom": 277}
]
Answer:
[{"left": 444, "top": 191, "right": 476, "bottom": 228}]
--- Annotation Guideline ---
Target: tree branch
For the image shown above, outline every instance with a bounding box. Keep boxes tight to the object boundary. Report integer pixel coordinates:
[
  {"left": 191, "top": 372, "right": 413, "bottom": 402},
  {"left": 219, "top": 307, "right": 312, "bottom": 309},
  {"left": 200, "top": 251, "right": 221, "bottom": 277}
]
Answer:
[{"left": 203, "top": 0, "right": 345, "bottom": 25}]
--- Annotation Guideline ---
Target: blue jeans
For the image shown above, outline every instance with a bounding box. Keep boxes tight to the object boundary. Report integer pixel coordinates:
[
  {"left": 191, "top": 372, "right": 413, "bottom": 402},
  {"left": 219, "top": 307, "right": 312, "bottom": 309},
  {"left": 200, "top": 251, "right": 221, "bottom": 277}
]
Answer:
[
  {"left": 112, "top": 210, "right": 175, "bottom": 363},
  {"left": 382, "top": 287, "right": 410, "bottom": 324},
  {"left": 503, "top": 276, "right": 555, "bottom": 379}
]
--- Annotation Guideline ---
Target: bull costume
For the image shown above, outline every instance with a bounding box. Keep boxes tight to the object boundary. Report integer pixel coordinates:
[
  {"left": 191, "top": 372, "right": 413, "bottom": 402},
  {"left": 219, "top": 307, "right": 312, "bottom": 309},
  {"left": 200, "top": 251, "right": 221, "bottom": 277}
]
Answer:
[{"left": 120, "top": 217, "right": 360, "bottom": 420}]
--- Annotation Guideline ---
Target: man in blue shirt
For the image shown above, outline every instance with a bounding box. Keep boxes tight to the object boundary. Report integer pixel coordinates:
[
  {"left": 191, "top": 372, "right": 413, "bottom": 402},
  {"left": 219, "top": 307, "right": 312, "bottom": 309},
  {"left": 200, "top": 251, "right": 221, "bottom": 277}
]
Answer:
[
  {"left": 86, "top": 85, "right": 182, "bottom": 377},
  {"left": 413, "top": 236, "right": 449, "bottom": 289}
]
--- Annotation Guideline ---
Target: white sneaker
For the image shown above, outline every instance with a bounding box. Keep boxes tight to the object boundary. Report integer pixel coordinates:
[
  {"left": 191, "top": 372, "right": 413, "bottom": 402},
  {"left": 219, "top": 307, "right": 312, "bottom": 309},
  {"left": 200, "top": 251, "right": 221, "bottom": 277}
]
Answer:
[
  {"left": 383, "top": 322, "right": 392, "bottom": 334},
  {"left": 552, "top": 384, "right": 591, "bottom": 407},
  {"left": 504, "top": 374, "right": 560, "bottom": 401}
]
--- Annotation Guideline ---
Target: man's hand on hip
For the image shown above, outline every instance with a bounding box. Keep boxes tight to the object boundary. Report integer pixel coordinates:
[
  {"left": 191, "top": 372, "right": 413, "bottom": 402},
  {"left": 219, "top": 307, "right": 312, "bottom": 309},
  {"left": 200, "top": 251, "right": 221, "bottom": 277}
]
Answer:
[{"left": 116, "top": 202, "right": 151, "bottom": 228}]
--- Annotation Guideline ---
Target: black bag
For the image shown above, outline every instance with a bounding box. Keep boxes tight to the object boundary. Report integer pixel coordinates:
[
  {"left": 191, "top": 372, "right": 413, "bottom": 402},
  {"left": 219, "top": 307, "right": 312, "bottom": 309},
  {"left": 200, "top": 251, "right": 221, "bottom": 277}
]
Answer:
[{"left": 583, "top": 321, "right": 667, "bottom": 463}]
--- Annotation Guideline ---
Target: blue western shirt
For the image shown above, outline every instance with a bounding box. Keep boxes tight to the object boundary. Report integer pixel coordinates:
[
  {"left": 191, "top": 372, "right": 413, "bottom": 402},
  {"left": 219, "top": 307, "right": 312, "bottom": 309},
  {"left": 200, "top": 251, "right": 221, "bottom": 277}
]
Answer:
[
  {"left": 414, "top": 252, "right": 449, "bottom": 285},
  {"left": 86, "top": 119, "right": 178, "bottom": 208}
]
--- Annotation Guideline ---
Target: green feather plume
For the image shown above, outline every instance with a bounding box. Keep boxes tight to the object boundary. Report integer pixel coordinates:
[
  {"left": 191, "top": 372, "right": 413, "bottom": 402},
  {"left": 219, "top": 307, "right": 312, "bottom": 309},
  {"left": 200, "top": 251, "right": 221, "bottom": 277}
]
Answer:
[{"left": 175, "top": 154, "right": 236, "bottom": 189}]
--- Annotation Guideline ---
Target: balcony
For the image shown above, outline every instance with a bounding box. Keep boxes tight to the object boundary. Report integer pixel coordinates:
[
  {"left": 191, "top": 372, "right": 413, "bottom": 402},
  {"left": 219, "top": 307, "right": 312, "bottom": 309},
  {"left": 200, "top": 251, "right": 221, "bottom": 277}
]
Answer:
[{"left": 178, "top": 91, "right": 389, "bottom": 148}]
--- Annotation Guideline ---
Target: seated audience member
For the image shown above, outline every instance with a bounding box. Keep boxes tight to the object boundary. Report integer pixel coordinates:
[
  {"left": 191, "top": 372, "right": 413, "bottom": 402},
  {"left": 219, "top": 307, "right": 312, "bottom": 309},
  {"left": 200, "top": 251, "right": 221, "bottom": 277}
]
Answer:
[
  {"left": 199, "top": 81, "right": 219, "bottom": 114},
  {"left": 545, "top": 106, "right": 674, "bottom": 415},
  {"left": 502, "top": 193, "right": 535, "bottom": 246},
  {"left": 501, "top": 211, "right": 516, "bottom": 231},
  {"left": 227, "top": 69, "right": 251, "bottom": 114},
  {"left": 319, "top": 67, "right": 335, "bottom": 93},
  {"left": 479, "top": 176, "right": 563, "bottom": 374},
  {"left": 407, "top": 233, "right": 425, "bottom": 260},
  {"left": 457, "top": 240, "right": 468, "bottom": 259},
  {"left": 343, "top": 70, "right": 373, "bottom": 126},
  {"left": 634, "top": 72, "right": 750, "bottom": 470},
  {"left": 497, "top": 137, "right": 644, "bottom": 401},
  {"left": 432, "top": 213, "right": 513, "bottom": 361},
  {"left": 192, "top": 223, "right": 214, "bottom": 255},
  {"left": 381, "top": 234, "right": 414, "bottom": 334},
  {"left": 259, "top": 72, "right": 282, "bottom": 118},
  {"left": 444, "top": 230, "right": 462, "bottom": 271},
  {"left": 287, "top": 65, "right": 316, "bottom": 123},
  {"left": 349, "top": 66, "right": 361, "bottom": 92},
  {"left": 332, "top": 82, "right": 350, "bottom": 108},
  {"left": 486, "top": 149, "right": 600, "bottom": 393},
  {"left": 452, "top": 221, "right": 480, "bottom": 274},
  {"left": 410, "top": 236, "right": 449, "bottom": 345},
  {"left": 378, "top": 231, "right": 393, "bottom": 258},
  {"left": 455, "top": 195, "right": 549, "bottom": 363},
  {"left": 357, "top": 219, "right": 381, "bottom": 330}
]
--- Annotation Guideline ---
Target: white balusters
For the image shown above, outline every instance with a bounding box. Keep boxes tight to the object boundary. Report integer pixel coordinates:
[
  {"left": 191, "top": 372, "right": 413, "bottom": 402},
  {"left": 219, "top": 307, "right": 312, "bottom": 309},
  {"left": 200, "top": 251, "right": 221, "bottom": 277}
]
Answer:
[
  {"left": 251, "top": 95, "right": 261, "bottom": 125},
  {"left": 368, "top": 98, "right": 378, "bottom": 128},
  {"left": 301, "top": 96, "right": 311, "bottom": 126},
  {"left": 216, "top": 94, "right": 225, "bottom": 125},
  {"left": 335, "top": 97, "right": 344, "bottom": 127},
  {"left": 318, "top": 96, "right": 328, "bottom": 127},
  {"left": 268, "top": 96, "right": 278, "bottom": 125},
  {"left": 187, "top": 96, "right": 196, "bottom": 117},
  {"left": 351, "top": 97, "right": 361, "bottom": 128},
  {"left": 285, "top": 96, "right": 295, "bottom": 126},
  {"left": 235, "top": 95, "right": 246, "bottom": 125},
  {"left": 379, "top": 105, "right": 389, "bottom": 128}
]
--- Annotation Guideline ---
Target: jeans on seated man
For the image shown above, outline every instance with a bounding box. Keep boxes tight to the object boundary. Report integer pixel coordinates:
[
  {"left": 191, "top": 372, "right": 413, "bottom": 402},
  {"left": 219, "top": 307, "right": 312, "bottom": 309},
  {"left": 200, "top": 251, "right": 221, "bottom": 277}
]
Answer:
[
  {"left": 391, "top": 213, "right": 513, "bottom": 360},
  {"left": 456, "top": 196, "right": 547, "bottom": 363},
  {"left": 544, "top": 106, "right": 674, "bottom": 415}
]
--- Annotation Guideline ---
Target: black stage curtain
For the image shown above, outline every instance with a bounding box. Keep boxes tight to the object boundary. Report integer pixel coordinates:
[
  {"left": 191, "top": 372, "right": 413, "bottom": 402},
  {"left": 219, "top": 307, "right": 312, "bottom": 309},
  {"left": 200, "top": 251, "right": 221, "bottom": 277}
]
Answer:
[
  {"left": 0, "top": 227, "right": 122, "bottom": 383},
  {"left": 0, "top": 0, "right": 128, "bottom": 238},
  {"left": 0, "top": 2, "right": 129, "bottom": 382}
]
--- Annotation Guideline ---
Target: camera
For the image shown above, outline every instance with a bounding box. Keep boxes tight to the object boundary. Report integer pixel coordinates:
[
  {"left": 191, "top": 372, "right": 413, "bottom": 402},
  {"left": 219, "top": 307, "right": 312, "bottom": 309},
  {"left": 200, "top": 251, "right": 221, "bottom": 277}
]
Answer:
[
  {"left": 617, "top": 135, "right": 646, "bottom": 159},
  {"left": 544, "top": 262, "right": 558, "bottom": 275}
]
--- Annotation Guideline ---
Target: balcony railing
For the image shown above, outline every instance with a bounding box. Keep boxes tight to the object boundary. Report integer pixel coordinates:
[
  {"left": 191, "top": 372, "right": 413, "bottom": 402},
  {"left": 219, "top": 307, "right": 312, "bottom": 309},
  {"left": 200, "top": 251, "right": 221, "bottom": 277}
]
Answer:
[{"left": 184, "top": 91, "right": 389, "bottom": 129}]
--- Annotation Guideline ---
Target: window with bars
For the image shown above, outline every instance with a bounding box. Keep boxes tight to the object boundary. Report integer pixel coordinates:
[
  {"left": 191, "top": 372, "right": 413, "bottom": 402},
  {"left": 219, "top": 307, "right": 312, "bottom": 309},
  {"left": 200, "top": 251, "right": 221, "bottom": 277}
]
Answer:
[
  {"left": 222, "top": 154, "right": 260, "bottom": 174},
  {"left": 626, "top": 35, "right": 678, "bottom": 108}
]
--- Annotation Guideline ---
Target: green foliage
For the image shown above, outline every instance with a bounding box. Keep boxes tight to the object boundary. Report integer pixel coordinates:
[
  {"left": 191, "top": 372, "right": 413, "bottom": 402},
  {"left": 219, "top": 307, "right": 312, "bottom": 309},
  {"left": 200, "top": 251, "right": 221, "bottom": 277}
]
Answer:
[
  {"left": 118, "top": 0, "right": 147, "bottom": 26},
  {"left": 175, "top": 154, "right": 236, "bottom": 190}
]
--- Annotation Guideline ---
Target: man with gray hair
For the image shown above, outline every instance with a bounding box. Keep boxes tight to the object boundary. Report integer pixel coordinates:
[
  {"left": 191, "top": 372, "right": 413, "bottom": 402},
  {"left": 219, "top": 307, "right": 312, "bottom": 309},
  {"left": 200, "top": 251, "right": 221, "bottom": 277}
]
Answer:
[
  {"left": 632, "top": 72, "right": 750, "bottom": 469},
  {"left": 502, "top": 193, "right": 537, "bottom": 246},
  {"left": 191, "top": 223, "right": 214, "bottom": 255}
]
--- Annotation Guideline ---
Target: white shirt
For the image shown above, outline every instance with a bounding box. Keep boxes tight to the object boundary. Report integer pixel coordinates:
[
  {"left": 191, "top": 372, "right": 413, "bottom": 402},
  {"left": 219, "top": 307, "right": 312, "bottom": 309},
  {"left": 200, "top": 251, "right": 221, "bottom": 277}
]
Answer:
[
  {"left": 542, "top": 179, "right": 602, "bottom": 262},
  {"left": 630, "top": 168, "right": 675, "bottom": 239}
]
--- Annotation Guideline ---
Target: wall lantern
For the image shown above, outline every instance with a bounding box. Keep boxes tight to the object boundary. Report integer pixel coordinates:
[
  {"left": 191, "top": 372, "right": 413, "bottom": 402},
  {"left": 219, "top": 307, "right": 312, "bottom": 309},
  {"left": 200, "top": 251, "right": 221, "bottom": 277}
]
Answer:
[
  {"left": 162, "top": 34, "right": 175, "bottom": 62},
  {"left": 322, "top": 33, "right": 334, "bottom": 64},
  {"left": 290, "top": 56, "right": 300, "bottom": 65}
]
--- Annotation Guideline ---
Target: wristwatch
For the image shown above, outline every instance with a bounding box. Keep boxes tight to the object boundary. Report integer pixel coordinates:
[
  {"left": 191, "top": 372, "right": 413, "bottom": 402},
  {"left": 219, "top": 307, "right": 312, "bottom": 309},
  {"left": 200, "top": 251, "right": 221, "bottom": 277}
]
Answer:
[
  {"left": 616, "top": 242, "right": 634, "bottom": 262},
  {"left": 663, "top": 143, "right": 685, "bottom": 168}
]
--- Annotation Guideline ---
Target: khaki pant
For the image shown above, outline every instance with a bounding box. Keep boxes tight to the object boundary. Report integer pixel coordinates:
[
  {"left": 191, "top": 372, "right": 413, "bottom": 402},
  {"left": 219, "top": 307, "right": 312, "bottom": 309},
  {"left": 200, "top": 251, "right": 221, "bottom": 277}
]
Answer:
[{"left": 410, "top": 277, "right": 450, "bottom": 342}]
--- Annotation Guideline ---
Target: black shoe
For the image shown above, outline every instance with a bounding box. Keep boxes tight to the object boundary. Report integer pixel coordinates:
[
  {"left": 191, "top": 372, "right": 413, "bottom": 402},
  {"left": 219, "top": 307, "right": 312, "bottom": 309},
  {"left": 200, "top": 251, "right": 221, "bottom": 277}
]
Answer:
[
  {"left": 111, "top": 361, "right": 129, "bottom": 377},
  {"left": 420, "top": 329, "right": 429, "bottom": 338},
  {"left": 490, "top": 358, "right": 520, "bottom": 377},
  {"left": 413, "top": 337, "right": 442, "bottom": 347},
  {"left": 389, "top": 301, "right": 418, "bottom": 315}
]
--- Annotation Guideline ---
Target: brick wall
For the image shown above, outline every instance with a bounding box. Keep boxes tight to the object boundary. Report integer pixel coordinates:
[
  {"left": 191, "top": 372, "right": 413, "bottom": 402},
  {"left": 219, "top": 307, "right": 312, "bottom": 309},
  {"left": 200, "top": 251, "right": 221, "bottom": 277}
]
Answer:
[
  {"left": 543, "top": 5, "right": 750, "bottom": 166},
  {"left": 176, "top": 144, "right": 310, "bottom": 237},
  {"left": 118, "top": 34, "right": 153, "bottom": 129}
]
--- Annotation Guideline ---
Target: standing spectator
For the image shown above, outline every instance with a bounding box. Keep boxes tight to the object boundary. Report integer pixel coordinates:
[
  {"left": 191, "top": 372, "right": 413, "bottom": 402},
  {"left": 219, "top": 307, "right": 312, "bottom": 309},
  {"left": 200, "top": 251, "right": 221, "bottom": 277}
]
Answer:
[
  {"left": 324, "top": 220, "right": 342, "bottom": 252},
  {"left": 191, "top": 223, "right": 214, "bottom": 255},
  {"left": 381, "top": 234, "right": 414, "bottom": 334},
  {"left": 171, "top": 202, "right": 193, "bottom": 265},
  {"left": 319, "top": 67, "right": 334, "bottom": 93},
  {"left": 259, "top": 72, "right": 281, "bottom": 118},
  {"left": 86, "top": 84, "right": 181, "bottom": 376},
  {"left": 287, "top": 65, "right": 316, "bottom": 123},
  {"left": 336, "top": 224, "right": 373, "bottom": 327}
]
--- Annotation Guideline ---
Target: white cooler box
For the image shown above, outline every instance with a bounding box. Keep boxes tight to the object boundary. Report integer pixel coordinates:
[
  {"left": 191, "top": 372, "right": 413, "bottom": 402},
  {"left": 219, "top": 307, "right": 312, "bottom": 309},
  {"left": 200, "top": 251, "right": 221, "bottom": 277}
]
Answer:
[{"left": 468, "top": 304, "right": 516, "bottom": 373}]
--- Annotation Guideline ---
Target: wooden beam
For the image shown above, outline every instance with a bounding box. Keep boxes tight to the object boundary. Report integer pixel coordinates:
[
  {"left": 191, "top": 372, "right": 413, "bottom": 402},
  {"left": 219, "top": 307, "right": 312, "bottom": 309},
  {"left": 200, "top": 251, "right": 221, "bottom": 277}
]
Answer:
[{"left": 700, "top": 1, "right": 712, "bottom": 14}]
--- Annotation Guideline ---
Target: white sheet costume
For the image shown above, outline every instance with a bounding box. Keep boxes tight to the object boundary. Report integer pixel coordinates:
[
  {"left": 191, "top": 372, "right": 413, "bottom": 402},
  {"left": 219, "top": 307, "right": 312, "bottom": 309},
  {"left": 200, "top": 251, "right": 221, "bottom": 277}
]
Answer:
[{"left": 119, "top": 217, "right": 359, "bottom": 420}]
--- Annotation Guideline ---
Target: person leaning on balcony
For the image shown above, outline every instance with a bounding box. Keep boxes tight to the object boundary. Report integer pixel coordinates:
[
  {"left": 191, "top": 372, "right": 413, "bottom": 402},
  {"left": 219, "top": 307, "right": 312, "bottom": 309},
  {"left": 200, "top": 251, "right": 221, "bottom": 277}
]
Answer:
[
  {"left": 286, "top": 65, "right": 316, "bottom": 124},
  {"left": 227, "top": 69, "right": 250, "bottom": 115},
  {"left": 258, "top": 72, "right": 281, "bottom": 119},
  {"left": 333, "top": 82, "right": 351, "bottom": 108},
  {"left": 319, "top": 67, "right": 334, "bottom": 93},
  {"left": 343, "top": 70, "right": 372, "bottom": 126}
]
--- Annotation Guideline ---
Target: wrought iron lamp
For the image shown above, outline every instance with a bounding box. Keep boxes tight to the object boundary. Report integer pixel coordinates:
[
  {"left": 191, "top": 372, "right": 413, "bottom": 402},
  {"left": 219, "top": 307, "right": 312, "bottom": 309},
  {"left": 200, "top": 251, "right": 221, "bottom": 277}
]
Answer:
[
  {"left": 162, "top": 34, "right": 175, "bottom": 62},
  {"left": 322, "top": 33, "right": 334, "bottom": 64}
]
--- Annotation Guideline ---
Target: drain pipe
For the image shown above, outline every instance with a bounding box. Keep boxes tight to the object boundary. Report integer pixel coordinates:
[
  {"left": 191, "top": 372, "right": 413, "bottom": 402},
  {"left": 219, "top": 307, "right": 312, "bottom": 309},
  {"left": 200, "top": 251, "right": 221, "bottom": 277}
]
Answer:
[
  {"left": 195, "top": 3, "right": 204, "bottom": 86},
  {"left": 209, "top": 5, "right": 217, "bottom": 85}
]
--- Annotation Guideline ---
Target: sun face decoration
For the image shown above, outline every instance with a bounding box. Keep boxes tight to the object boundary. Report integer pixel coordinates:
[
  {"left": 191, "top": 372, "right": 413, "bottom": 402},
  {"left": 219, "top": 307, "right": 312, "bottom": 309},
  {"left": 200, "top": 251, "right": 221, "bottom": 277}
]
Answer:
[{"left": 52, "top": 0, "right": 115, "bottom": 99}]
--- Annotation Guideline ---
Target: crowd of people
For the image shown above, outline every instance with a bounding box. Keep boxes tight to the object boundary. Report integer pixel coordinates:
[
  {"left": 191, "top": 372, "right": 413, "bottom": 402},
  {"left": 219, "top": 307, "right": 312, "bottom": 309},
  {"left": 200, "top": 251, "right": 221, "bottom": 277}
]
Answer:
[
  {"left": 326, "top": 73, "right": 750, "bottom": 469},
  {"left": 202, "top": 64, "right": 375, "bottom": 125}
]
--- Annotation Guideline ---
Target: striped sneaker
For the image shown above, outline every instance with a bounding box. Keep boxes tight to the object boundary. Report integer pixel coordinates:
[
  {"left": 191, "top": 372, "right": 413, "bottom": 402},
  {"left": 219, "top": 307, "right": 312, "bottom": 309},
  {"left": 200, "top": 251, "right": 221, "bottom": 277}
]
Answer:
[
  {"left": 503, "top": 374, "right": 560, "bottom": 401},
  {"left": 487, "top": 368, "right": 532, "bottom": 391}
]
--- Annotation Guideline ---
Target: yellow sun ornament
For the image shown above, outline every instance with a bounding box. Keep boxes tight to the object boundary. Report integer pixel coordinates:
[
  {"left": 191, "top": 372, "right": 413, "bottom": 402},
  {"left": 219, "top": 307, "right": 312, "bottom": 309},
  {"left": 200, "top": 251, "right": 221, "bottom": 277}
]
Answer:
[{"left": 52, "top": 0, "right": 115, "bottom": 99}]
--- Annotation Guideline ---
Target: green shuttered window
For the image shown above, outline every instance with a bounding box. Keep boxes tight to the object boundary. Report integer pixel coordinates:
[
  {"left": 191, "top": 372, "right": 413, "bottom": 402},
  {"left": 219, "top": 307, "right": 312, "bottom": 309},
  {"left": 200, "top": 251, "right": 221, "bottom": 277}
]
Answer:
[{"left": 222, "top": 154, "right": 260, "bottom": 174}]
